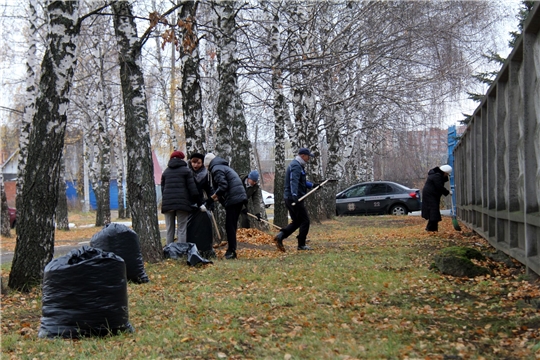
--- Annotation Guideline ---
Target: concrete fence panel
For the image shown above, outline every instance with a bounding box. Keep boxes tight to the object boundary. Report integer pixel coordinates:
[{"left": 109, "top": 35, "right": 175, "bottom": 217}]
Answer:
[{"left": 454, "top": 4, "right": 540, "bottom": 275}]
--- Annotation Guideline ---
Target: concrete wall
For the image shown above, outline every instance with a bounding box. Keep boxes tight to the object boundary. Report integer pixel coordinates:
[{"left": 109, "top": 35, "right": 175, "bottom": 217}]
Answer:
[{"left": 454, "top": 4, "right": 540, "bottom": 275}]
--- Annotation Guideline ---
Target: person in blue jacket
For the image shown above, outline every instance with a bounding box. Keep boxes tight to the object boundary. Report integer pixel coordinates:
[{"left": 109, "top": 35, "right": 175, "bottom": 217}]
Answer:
[
  {"left": 274, "top": 148, "right": 317, "bottom": 251},
  {"left": 204, "top": 153, "right": 247, "bottom": 259}
]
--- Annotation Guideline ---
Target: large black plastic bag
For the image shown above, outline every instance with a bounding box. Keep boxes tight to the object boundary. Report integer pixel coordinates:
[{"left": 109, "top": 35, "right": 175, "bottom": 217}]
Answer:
[
  {"left": 38, "top": 246, "right": 134, "bottom": 339},
  {"left": 163, "top": 242, "right": 213, "bottom": 266},
  {"left": 187, "top": 210, "right": 215, "bottom": 258},
  {"left": 90, "top": 223, "right": 149, "bottom": 283}
]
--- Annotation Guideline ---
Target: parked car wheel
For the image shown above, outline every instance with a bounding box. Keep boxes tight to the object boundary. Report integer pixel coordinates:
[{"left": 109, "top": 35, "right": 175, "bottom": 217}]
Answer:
[{"left": 389, "top": 204, "right": 408, "bottom": 216}]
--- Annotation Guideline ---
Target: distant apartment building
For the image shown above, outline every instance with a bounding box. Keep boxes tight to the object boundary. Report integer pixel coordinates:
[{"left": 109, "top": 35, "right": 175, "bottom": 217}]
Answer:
[{"left": 373, "top": 127, "right": 456, "bottom": 188}]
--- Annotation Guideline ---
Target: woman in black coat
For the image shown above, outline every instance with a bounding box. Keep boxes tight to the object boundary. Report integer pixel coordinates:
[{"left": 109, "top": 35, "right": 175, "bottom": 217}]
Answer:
[
  {"left": 421, "top": 165, "right": 452, "bottom": 232},
  {"left": 186, "top": 152, "right": 215, "bottom": 257},
  {"left": 161, "top": 151, "right": 199, "bottom": 244},
  {"left": 204, "top": 153, "right": 247, "bottom": 260}
]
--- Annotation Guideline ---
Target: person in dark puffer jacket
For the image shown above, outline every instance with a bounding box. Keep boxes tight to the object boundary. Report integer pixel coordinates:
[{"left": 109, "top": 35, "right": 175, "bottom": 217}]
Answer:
[
  {"left": 421, "top": 165, "right": 451, "bottom": 232},
  {"left": 204, "top": 153, "right": 247, "bottom": 260},
  {"left": 161, "top": 151, "right": 199, "bottom": 244}
]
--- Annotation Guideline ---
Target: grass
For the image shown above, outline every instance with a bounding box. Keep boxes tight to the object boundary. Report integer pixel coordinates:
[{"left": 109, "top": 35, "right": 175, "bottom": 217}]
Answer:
[
  {"left": 0, "top": 211, "right": 167, "bottom": 253},
  {"left": 2, "top": 215, "right": 540, "bottom": 359}
]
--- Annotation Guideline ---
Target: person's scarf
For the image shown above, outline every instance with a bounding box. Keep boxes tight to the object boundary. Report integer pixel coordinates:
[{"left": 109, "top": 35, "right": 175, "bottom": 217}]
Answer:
[
  {"left": 193, "top": 167, "right": 208, "bottom": 184},
  {"left": 295, "top": 155, "right": 306, "bottom": 167}
]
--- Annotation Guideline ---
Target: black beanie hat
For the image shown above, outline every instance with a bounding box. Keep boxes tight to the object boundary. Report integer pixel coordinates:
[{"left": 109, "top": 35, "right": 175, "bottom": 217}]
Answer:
[{"left": 190, "top": 152, "right": 205, "bottom": 161}]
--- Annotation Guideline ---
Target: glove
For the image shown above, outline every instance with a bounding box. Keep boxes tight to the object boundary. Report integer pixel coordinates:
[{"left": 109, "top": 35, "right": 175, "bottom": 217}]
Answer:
[
  {"left": 450, "top": 190, "right": 453, "bottom": 195},
  {"left": 291, "top": 196, "right": 299, "bottom": 205},
  {"left": 199, "top": 205, "right": 207, "bottom": 212},
  {"left": 256, "top": 213, "right": 261, "bottom": 221},
  {"left": 312, "top": 183, "right": 320, "bottom": 188},
  {"left": 241, "top": 208, "right": 248, "bottom": 215}
]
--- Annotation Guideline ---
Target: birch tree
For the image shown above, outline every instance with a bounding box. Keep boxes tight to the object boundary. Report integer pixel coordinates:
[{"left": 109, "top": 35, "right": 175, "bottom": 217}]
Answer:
[
  {"left": 56, "top": 156, "right": 70, "bottom": 230},
  {"left": 243, "top": 1, "right": 504, "bottom": 220},
  {"left": 262, "top": 1, "right": 288, "bottom": 228},
  {"left": 16, "top": 0, "right": 41, "bottom": 211},
  {"left": 112, "top": 0, "right": 163, "bottom": 262},
  {"left": 179, "top": 0, "right": 206, "bottom": 154},
  {"left": 213, "top": 1, "right": 250, "bottom": 173},
  {"left": 9, "top": 0, "right": 82, "bottom": 291},
  {"left": 114, "top": 133, "right": 128, "bottom": 218}
]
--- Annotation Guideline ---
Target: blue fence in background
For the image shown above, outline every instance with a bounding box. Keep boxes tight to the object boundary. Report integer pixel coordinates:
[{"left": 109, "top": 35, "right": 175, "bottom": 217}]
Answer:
[
  {"left": 447, "top": 125, "right": 458, "bottom": 215},
  {"left": 66, "top": 180, "right": 119, "bottom": 210}
]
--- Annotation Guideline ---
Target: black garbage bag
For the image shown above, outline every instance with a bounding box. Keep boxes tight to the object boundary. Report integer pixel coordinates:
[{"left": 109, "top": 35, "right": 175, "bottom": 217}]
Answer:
[
  {"left": 90, "top": 223, "right": 149, "bottom": 283},
  {"left": 187, "top": 210, "right": 215, "bottom": 258},
  {"left": 163, "top": 242, "right": 213, "bottom": 266},
  {"left": 38, "top": 246, "right": 134, "bottom": 339}
]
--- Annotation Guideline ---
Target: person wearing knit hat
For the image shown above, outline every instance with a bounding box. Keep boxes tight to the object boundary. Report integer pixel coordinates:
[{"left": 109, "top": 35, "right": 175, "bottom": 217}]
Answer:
[
  {"left": 239, "top": 170, "right": 267, "bottom": 231},
  {"left": 421, "top": 165, "right": 451, "bottom": 232},
  {"left": 185, "top": 152, "right": 216, "bottom": 258},
  {"left": 205, "top": 154, "right": 247, "bottom": 260},
  {"left": 161, "top": 150, "right": 199, "bottom": 244},
  {"left": 170, "top": 150, "right": 185, "bottom": 159},
  {"left": 190, "top": 152, "right": 204, "bottom": 161},
  {"left": 248, "top": 170, "right": 259, "bottom": 182},
  {"left": 204, "top": 153, "right": 216, "bottom": 169}
]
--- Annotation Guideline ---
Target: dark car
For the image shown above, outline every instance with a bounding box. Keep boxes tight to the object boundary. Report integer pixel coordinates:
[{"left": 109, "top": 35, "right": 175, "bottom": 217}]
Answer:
[
  {"left": 336, "top": 181, "right": 421, "bottom": 216},
  {"left": 8, "top": 207, "right": 16, "bottom": 228}
]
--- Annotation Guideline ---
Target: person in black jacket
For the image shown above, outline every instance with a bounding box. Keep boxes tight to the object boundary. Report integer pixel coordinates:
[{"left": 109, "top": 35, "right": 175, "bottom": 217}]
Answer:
[
  {"left": 189, "top": 153, "right": 214, "bottom": 209},
  {"left": 186, "top": 152, "right": 216, "bottom": 257},
  {"left": 161, "top": 151, "right": 199, "bottom": 244},
  {"left": 421, "top": 164, "right": 452, "bottom": 232},
  {"left": 274, "top": 148, "right": 317, "bottom": 251},
  {"left": 204, "top": 153, "right": 247, "bottom": 259}
]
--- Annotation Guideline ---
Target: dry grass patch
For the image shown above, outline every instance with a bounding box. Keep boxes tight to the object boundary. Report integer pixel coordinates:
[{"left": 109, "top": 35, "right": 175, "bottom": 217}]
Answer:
[
  {"left": 2, "top": 215, "right": 540, "bottom": 359},
  {"left": 0, "top": 211, "right": 166, "bottom": 253}
]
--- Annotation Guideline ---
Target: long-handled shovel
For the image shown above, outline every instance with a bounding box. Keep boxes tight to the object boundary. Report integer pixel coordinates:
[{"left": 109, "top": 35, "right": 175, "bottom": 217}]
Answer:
[
  {"left": 291, "top": 179, "right": 336, "bottom": 206},
  {"left": 449, "top": 194, "right": 462, "bottom": 231},
  {"left": 247, "top": 212, "right": 282, "bottom": 231}
]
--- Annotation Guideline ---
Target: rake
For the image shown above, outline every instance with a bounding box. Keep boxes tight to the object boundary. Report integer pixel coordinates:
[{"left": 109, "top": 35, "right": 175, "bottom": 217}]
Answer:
[
  {"left": 291, "top": 179, "right": 338, "bottom": 206},
  {"left": 247, "top": 212, "right": 282, "bottom": 231}
]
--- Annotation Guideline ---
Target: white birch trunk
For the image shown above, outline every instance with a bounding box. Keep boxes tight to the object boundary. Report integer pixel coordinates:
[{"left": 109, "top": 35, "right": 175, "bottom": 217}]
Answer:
[
  {"left": 16, "top": 0, "right": 40, "bottom": 205},
  {"left": 180, "top": 1, "right": 206, "bottom": 154},
  {"left": 262, "top": 0, "right": 289, "bottom": 228},
  {"left": 214, "top": 1, "right": 251, "bottom": 174},
  {"left": 112, "top": 0, "right": 162, "bottom": 263},
  {"left": 9, "top": 0, "right": 81, "bottom": 291}
]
